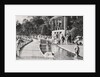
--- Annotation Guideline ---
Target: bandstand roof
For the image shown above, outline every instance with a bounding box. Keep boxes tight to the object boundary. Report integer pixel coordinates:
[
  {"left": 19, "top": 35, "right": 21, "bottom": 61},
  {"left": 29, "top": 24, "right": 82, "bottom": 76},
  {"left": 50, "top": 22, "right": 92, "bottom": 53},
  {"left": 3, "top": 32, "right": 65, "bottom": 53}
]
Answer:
[{"left": 50, "top": 16, "right": 63, "bottom": 21}]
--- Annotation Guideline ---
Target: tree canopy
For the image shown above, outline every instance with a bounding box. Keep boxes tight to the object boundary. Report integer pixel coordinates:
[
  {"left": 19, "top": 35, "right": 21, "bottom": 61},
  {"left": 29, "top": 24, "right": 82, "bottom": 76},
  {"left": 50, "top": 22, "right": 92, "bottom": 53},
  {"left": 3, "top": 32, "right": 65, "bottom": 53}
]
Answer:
[
  {"left": 67, "top": 16, "right": 83, "bottom": 40},
  {"left": 16, "top": 16, "right": 83, "bottom": 38},
  {"left": 16, "top": 16, "right": 52, "bottom": 36}
]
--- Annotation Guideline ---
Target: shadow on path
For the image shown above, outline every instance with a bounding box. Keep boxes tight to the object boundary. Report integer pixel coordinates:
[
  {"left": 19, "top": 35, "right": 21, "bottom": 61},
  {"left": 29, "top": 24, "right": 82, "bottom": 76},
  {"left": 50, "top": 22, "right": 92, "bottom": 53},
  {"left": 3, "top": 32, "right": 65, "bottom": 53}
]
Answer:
[{"left": 77, "top": 55, "right": 83, "bottom": 60}]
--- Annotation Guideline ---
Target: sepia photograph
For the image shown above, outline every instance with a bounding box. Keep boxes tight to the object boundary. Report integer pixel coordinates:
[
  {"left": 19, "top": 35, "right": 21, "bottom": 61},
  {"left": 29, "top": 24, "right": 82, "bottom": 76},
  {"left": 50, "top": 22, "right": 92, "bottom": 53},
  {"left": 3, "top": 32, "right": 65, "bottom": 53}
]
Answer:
[{"left": 16, "top": 16, "right": 83, "bottom": 60}]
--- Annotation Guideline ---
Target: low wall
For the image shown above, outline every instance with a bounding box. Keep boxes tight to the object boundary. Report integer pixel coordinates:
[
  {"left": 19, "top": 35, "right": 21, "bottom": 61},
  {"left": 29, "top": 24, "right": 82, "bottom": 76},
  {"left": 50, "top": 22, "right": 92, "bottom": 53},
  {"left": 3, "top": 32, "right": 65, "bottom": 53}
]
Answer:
[
  {"left": 20, "top": 40, "right": 33, "bottom": 51},
  {"left": 53, "top": 45, "right": 76, "bottom": 60},
  {"left": 16, "top": 40, "right": 33, "bottom": 57}
]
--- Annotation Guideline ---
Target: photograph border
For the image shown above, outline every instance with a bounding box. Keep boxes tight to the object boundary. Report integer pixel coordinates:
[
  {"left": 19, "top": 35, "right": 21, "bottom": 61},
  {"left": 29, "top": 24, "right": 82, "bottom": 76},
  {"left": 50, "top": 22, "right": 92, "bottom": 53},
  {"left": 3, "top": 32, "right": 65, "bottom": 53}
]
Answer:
[{"left": 1, "top": 0, "right": 98, "bottom": 76}]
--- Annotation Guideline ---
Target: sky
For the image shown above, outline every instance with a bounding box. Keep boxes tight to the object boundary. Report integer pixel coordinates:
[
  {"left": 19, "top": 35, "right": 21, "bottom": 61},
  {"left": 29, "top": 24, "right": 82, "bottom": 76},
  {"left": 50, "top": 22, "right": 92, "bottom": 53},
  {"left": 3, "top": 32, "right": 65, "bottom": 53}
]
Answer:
[{"left": 16, "top": 15, "right": 32, "bottom": 24}]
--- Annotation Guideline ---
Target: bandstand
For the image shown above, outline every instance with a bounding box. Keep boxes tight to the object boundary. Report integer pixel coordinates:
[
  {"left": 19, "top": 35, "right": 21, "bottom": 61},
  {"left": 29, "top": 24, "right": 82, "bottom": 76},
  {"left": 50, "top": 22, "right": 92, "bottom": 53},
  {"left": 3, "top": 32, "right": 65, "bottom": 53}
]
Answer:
[{"left": 49, "top": 16, "right": 68, "bottom": 41}]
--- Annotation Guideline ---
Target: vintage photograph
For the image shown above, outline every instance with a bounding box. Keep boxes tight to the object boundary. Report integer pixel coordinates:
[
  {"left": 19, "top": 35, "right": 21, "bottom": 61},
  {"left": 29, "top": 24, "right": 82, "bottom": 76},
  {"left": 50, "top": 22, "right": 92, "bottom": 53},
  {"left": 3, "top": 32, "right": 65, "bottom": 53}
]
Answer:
[{"left": 16, "top": 16, "right": 83, "bottom": 60}]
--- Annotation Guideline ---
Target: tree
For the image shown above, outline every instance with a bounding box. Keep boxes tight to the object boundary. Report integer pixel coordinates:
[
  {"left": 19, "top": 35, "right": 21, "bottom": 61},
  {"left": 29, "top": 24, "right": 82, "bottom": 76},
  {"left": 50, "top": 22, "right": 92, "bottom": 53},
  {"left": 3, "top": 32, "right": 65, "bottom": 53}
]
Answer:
[
  {"left": 41, "top": 24, "right": 52, "bottom": 36},
  {"left": 29, "top": 16, "right": 44, "bottom": 35},
  {"left": 30, "top": 16, "right": 52, "bottom": 35},
  {"left": 22, "top": 19, "right": 35, "bottom": 36},
  {"left": 66, "top": 16, "right": 83, "bottom": 41},
  {"left": 72, "top": 16, "right": 83, "bottom": 36},
  {"left": 16, "top": 16, "right": 53, "bottom": 36},
  {"left": 16, "top": 20, "right": 23, "bottom": 35},
  {"left": 41, "top": 16, "right": 52, "bottom": 35}
]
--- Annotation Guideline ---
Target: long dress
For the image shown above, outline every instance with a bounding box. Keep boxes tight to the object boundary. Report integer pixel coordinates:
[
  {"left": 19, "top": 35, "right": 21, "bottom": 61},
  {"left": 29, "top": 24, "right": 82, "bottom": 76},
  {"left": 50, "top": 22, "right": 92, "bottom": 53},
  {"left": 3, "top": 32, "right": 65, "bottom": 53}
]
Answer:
[{"left": 16, "top": 39, "right": 20, "bottom": 56}]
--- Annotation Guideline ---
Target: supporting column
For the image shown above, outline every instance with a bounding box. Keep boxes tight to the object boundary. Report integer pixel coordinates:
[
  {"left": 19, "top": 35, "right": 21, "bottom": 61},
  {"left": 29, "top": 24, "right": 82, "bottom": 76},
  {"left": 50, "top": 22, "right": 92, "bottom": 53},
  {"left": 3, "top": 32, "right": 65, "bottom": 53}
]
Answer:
[
  {"left": 61, "top": 17, "right": 63, "bottom": 29},
  {"left": 64, "top": 16, "right": 68, "bottom": 44},
  {"left": 64, "top": 16, "right": 67, "bottom": 36},
  {"left": 55, "top": 20, "right": 57, "bottom": 30}
]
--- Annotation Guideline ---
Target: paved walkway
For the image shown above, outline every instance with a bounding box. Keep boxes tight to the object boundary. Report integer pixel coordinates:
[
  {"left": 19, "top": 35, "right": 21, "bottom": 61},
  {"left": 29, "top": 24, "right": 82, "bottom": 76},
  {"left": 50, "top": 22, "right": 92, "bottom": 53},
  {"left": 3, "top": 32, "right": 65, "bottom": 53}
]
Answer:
[
  {"left": 58, "top": 44, "right": 83, "bottom": 57},
  {"left": 19, "top": 39, "right": 44, "bottom": 59},
  {"left": 18, "top": 39, "right": 83, "bottom": 60}
]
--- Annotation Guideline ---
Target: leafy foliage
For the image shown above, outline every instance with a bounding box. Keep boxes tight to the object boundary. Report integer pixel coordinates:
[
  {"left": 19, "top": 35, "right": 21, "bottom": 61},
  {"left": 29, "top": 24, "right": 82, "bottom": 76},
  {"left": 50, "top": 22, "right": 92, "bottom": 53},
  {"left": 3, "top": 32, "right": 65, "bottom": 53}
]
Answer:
[
  {"left": 16, "top": 16, "right": 83, "bottom": 38},
  {"left": 16, "top": 16, "right": 52, "bottom": 36},
  {"left": 67, "top": 16, "right": 83, "bottom": 40}
]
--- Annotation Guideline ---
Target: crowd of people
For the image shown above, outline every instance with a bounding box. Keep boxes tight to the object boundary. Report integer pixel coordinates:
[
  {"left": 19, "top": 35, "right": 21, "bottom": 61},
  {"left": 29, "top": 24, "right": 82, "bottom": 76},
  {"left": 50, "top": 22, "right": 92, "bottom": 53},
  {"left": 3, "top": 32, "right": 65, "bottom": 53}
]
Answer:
[
  {"left": 52, "top": 32, "right": 68, "bottom": 45},
  {"left": 16, "top": 34, "right": 82, "bottom": 59},
  {"left": 52, "top": 32, "right": 83, "bottom": 46},
  {"left": 51, "top": 33, "right": 82, "bottom": 58}
]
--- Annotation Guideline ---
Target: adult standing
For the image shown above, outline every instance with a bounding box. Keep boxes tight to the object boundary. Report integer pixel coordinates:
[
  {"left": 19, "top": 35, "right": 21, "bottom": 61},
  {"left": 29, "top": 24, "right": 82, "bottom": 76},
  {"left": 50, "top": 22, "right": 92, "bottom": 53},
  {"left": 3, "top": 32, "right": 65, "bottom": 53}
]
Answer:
[
  {"left": 16, "top": 38, "right": 20, "bottom": 57},
  {"left": 59, "top": 32, "right": 62, "bottom": 44},
  {"left": 61, "top": 34, "right": 65, "bottom": 44},
  {"left": 74, "top": 43, "right": 80, "bottom": 57},
  {"left": 66, "top": 34, "right": 68, "bottom": 44}
]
